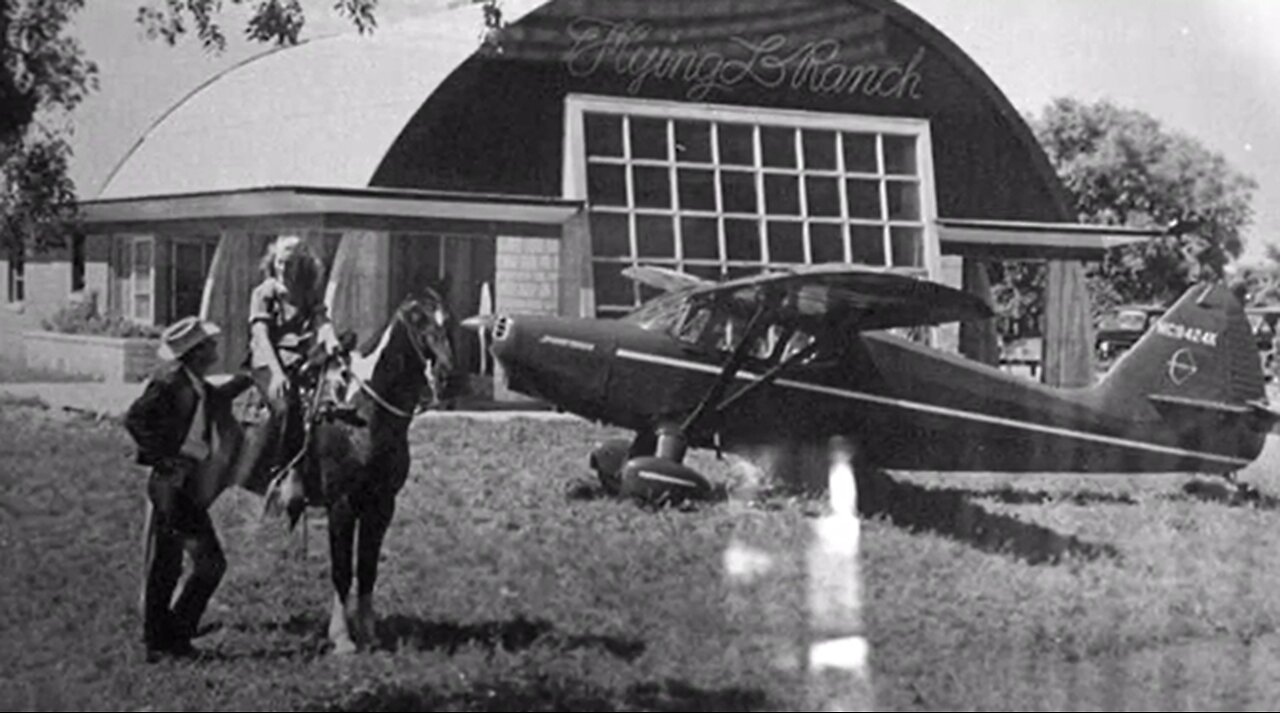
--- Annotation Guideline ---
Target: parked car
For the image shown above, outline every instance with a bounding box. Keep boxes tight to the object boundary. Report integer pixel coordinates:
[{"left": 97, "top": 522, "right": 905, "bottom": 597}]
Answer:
[{"left": 1095, "top": 304, "right": 1166, "bottom": 362}]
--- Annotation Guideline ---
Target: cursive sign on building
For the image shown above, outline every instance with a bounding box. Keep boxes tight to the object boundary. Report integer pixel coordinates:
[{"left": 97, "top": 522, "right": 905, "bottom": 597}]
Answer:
[{"left": 565, "top": 17, "right": 925, "bottom": 102}]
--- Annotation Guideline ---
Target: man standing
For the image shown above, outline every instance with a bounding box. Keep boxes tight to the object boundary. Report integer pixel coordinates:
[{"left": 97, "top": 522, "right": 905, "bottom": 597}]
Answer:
[{"left": 124, "top": 316, "right": 251, "bottom": 662}]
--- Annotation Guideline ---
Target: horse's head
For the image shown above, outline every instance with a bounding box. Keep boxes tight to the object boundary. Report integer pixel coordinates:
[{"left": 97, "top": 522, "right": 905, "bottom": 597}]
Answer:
[{"left": 394, "top": 287, "right": 455, "bottom": 405}]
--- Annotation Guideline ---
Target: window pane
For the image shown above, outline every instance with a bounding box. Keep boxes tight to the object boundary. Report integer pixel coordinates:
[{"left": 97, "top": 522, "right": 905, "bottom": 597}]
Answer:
[
  {"left": 803, "top": 130, "right": 837, "bottom": 170},
  {"left": 675, "top": 120, "right": 712, "bottom": 163},
  {"left": 725, "top": 265, "right": 762, "bottom": 281},
  {"left": 886, "top": 180, "right": 920, "bottom": 220},
  {"left": 593, "top": 262, "right": 636, "bottom": 306},
  {"left": 884, "top": 135, "right": 918, "bottom": 176},
  {"left": 846, "top": 179, "right": 882, "bottom": 219},
  {"left": 761, "top": 126, "right": 796, "bottom": 168},
  {"left": 851, "top": 225, "right": 886, "bottom": 265},
  {"left": 725, "top": 219, "right": 761, "bottom": 261},
  {"left": 632, "top": 166, "right": 671, "bottom": 208},
  {"left": 764, "top": 174, "right": 801, "bottom": 215},
  {"left": 629, "top": 116, "right": 668, "bottom": 160},
  {"left": 842, "top": 132, "right": 878, "bottom": 173},
  {"left": 134, "top": 241, "right": 152, "bottom": 280},
  {"left": 587, "top": 163, "right": 627, "bottom": 206},
  {"left": 805, "top": 176, "right": 840, "bottom": 217},
  {"left": 767, "top": 221, "right": 804, "bottom": 263},
  {"left": 590, "top": 212, "right": 631, "bottom": 257},
  {"left": 891, "top": 227, "right": 924, "bottom": 266},
  {"left": 721, "top": 171, "right": 757, "bottom": 213},
  {"left": 585, "top": 113, "right": 623, "bottom": 157},
  {"left": 678, "top": 169, "right": 716, "bottom": 211},
  {"left": 681, "top": 217, "right": 719, "bottom": 260},
  {"left": 134, "top": 294, "right": 152, "bottom": 322},
  {"left": 718, "top": 123, "right": 754, "bottom": 166},
  {"left": 636, "top": 215, "right": 675, "bottom": 258},
  {"left": 810, "top": 223, "right": 845, "bottom": 263}
]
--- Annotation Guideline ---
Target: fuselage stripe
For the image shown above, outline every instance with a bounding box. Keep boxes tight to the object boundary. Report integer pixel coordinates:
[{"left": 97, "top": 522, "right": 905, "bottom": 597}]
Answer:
[{"left": 614, "top": 348, "right": 1250, "bottom": 468}]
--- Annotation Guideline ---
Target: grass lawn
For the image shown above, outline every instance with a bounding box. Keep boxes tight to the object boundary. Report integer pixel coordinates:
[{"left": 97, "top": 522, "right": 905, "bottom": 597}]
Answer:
[{"left": 4, "top": 402, "right": 1280, "bottom": 711}]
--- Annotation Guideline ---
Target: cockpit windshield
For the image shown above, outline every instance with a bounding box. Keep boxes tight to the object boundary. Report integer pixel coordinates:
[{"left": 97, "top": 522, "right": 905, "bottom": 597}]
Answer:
[{"left": 619, "top": 290, "right": 692, "bottom": 332}]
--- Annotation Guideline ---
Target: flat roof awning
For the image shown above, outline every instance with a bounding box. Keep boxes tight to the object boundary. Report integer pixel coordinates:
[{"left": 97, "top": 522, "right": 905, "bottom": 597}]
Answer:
[
  {"left": 937, "top": 218, "right": 1162, "bottom": 260},
  {"left": 79, "top": 185, "right": 583, "bottom": 228}
]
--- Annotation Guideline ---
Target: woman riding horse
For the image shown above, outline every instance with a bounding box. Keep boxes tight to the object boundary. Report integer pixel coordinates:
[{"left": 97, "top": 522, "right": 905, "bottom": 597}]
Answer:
[{"left": 248, "top": 235, "right": 341, "bottom": 520}]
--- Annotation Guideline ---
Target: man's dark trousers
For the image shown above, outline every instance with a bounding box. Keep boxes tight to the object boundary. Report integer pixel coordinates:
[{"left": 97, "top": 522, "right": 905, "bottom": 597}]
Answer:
[{"left": 142, "top": 459, "right": 226, "bottom": 653}]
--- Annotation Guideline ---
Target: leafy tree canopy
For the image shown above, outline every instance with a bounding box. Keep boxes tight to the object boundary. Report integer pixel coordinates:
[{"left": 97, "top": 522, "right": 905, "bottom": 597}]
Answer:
[
  {"left": 991, "top": 97, "right": 1258, "bottom": 338},
  {"left": 1, "top": 0, "right": 98, "bottom": 256},
  {"left": 135, "top": 0, "right": 381, "bottom": 51}
]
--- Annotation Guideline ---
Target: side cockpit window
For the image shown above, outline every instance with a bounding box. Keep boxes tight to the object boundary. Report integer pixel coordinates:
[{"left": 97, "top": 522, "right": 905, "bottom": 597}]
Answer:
[{"left": 674, "top": 302, "right": 824, "bottom": 366}]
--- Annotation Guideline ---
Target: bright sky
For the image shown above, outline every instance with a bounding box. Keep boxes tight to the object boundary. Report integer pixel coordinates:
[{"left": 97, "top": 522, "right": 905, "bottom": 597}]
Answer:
[{"left": 65, "top": 0, "right": 1280, "bottom": 262}]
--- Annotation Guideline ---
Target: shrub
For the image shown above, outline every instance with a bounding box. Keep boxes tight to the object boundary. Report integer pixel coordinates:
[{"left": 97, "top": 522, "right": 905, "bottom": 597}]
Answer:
[{"left": 41, "top": 291, "right": 163, "bottom": 339}]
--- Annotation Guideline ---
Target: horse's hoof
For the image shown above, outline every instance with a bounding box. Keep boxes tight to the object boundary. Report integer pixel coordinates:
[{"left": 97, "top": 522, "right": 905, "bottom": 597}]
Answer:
[{"left": 332, "top": 637, "right": 357, "bottom": 656}]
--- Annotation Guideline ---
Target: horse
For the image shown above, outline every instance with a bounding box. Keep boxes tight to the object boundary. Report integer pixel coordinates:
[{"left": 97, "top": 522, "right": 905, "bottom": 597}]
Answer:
[{"left": 275, "top": 288, "right": 454, "bottom": 654}]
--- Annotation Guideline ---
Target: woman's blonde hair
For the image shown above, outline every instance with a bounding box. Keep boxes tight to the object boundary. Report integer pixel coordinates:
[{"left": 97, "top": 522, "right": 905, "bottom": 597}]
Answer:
[{"left": 260, "top": 234, "right": 326, "bottom": 297}]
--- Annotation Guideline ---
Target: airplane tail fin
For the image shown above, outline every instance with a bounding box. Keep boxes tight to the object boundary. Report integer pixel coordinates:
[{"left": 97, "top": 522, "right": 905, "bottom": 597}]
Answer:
[{"left": 1096, "top": 282, "right": 1271, "bottom": 423}]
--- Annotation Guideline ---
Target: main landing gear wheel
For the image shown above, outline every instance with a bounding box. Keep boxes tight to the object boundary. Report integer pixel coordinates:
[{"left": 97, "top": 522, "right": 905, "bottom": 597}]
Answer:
[{"left": 618, "top": 456, "right": 713, "bottom": 506}]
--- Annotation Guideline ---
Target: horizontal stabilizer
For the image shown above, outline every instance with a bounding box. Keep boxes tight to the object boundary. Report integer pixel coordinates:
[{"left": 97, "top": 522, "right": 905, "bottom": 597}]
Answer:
[
  {"left": 1148, "top": 393, "right": 1251, "bottom": 416},
  {"left": 1148, "top": 387, "right": 1278, "bottom": 432}
]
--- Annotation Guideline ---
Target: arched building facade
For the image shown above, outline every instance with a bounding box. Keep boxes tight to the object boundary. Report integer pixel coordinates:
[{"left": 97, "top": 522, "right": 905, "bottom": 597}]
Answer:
[{"left": 73, "top": 0, "right": 1153, "bottom": 389}]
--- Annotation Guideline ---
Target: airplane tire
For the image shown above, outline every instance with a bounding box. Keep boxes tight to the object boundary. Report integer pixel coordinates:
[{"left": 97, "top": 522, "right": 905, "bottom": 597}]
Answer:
[
  {"left": 618, "top": 456, "right": 713, "bottom": 505},
  {"left": 589, "top": 438, "right": 632, "bottom": 495}
]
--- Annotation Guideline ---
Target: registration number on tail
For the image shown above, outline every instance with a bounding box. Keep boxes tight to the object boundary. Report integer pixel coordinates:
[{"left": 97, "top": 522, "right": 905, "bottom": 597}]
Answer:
[{"left": 1154, "top": 321, "right": 1218, "bottom": 347}]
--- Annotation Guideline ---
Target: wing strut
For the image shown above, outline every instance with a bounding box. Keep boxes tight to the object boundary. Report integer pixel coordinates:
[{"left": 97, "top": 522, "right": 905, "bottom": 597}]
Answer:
[
  {"left": 678, "top": 297, "right": 775, "bottom": 435},
  {"left": 713, "top": 339, "right": 823, "bottom": 415}
]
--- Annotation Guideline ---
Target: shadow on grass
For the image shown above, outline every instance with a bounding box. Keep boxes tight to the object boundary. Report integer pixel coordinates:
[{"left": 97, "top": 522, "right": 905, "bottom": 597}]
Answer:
[
  {"left": 855, "top": 471, "right": 1120, "bottom": 565},
  {"left": 978, "top": 486, "right": 1138, "bottom": 507},
  {"left": 565, "top": 477, "right": 729, "bottom": 513},
  {"left": 375, "top": 614, "right": 647, "bottom": 662},
  {"left": 302, "top": 676, "right": 770, "bottom": 712},
  {"left": 233, "top": 613, "right": 646, "bottom": 662},
  {"left": 1176, "top": 478, "right": 1280, "bottom": 510},
  {"left": 573, "top": 465, "right": 1118, "bottom": 565}
]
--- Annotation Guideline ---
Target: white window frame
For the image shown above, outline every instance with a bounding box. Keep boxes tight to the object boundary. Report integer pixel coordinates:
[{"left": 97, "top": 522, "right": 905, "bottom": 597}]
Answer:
[
  {"left": 113, "top": 234, "right": 155, "bottom": 324},
  {"left": 564, "top": 93, "right": 941, "bottom": 314}
]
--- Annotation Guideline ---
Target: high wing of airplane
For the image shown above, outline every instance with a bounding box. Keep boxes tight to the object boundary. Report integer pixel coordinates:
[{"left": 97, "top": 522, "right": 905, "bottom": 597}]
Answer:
[{"left": 462, "top": 264, "right": 1279, "bottom": 503}]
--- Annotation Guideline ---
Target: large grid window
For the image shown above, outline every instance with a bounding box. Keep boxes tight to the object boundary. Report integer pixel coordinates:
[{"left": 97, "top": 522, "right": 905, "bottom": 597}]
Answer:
[{"left": 570, "top": 97, "right": 935, "bottom": 316}]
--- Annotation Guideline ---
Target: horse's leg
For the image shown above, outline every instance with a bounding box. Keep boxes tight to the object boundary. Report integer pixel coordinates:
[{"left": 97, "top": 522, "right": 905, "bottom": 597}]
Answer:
[
  {"left": 354, "top": 490, "right": 395, "bottom": 648},
  {"left": 326, "top": 497, "right": 357, "bottom": 655}
]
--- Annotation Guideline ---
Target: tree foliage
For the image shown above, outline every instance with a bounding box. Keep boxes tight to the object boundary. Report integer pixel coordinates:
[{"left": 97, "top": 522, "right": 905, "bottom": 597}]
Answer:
[
  {"left": 0, "top": 0, "right": 98, "bottom": 258},
  {"left": 136, "top": 0, "right": 381, "bottom": 51},
  {"left": 992, "top": 97, "right": 1258, "bottom": 337}
]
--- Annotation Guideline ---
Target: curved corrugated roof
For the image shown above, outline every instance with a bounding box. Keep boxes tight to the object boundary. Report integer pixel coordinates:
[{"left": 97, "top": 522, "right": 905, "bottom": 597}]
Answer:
[{"left": 98, "top": 0, "right": 549, "bottom": 200}]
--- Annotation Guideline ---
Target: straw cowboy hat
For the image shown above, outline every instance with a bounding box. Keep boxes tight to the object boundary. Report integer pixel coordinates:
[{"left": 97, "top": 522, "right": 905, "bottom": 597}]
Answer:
[{"left": 156, "top": 316, "right": 222, "bottom": 361}]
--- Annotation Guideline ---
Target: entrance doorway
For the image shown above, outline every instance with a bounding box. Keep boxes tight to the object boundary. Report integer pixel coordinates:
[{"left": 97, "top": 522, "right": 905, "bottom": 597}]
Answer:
[{"left": 389, "top": 233, "right": 496, "bottom": 379}]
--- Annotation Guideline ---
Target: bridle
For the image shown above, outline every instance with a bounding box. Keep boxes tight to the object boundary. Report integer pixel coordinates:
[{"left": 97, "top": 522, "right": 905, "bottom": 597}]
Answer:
[{"left": 350, "top": 304, "right": 449, "bottom": 420}]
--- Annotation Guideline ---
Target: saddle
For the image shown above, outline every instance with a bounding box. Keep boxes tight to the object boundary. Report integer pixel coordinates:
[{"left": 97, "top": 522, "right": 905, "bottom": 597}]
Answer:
[{"left": 261, "top": 334, "right": 365, "bottom": 527}]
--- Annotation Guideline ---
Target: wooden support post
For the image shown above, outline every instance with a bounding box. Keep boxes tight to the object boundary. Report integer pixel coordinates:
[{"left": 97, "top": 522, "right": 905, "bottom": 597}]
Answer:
[
  {"left": 558, "top": 209, "right": 591, "bottom": 318},
  {"left": 1043, "top": 260, "right": 1095, "bottom": 387},
  {"left": 326, "top": 231, "right": 392, "bottom": 346},
  {"left": 201, "top": 231, "right": 274, "bottom": 374},
  {"left": 959, "top": 258, "right": 1000, "bottom": 366}
]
